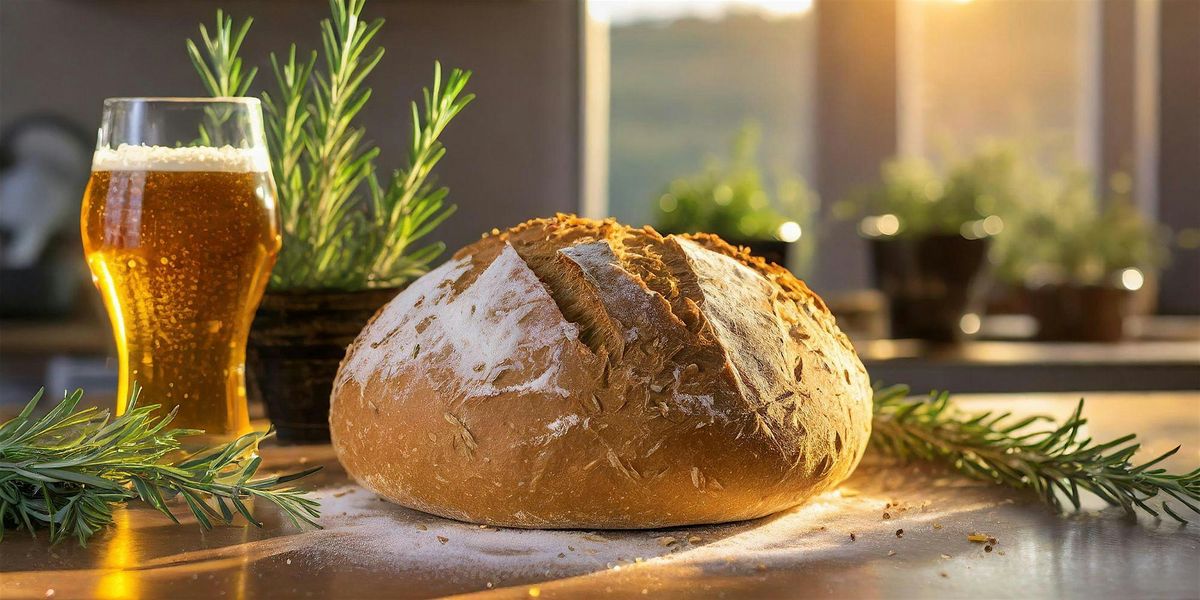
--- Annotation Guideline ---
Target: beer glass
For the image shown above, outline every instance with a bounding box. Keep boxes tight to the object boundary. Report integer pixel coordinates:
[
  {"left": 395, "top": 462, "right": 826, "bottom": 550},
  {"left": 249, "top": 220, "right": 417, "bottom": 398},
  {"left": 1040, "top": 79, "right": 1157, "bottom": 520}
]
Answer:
[{"left": 82, "top": 98, "right": 280, "bottom": 441}]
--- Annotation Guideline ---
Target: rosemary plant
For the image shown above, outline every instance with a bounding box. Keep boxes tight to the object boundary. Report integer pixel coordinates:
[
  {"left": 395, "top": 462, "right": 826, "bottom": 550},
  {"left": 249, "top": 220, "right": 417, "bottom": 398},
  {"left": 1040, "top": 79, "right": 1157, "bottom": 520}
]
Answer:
[
  {"left": 187, "top": 0, "right": 474, "bottom": 291},
  {"left": 0, "top": 387, "right": 320, "bottom": 546},
  {"left": 872, "top": 385, "right": 1200, "bottom": 523}
]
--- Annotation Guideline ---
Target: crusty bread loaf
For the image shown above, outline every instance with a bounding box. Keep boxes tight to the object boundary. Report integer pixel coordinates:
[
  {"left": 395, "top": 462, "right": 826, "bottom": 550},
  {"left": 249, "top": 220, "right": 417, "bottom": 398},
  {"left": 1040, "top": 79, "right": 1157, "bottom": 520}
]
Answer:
[{"left": 330, "top": 215, "right": 872, "bottom": 529}]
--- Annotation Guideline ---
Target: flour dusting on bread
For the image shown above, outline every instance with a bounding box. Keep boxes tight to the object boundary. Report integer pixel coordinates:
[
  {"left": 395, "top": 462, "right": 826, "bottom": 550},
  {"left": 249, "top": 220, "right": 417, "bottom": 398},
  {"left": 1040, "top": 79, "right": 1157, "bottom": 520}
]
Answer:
[
  {"left": 342, "top": 243, "right": 579, "bottom": 398},
  {"left": 331, "top": 215, "right": 873, "bottom": 530}
]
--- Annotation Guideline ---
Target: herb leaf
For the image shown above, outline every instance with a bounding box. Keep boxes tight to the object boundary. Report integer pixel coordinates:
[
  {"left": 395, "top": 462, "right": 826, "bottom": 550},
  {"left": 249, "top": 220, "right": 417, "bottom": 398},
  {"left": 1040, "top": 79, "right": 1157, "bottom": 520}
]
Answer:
[
  {"left": 0, "top": 385, "right": 321, "bottom": 546},
  {"left": 871, "top": 385, "right": 1200, "bottom": 523},
  {"left": 189, "top": 0, "right": 471, "bottom": 291}
]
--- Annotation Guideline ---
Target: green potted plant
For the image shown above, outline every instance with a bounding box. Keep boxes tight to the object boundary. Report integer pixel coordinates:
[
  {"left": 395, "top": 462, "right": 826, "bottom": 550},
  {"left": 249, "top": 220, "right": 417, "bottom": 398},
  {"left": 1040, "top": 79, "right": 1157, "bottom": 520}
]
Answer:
[
  {"left": 837, "top": 143, "right": 1025, "bottom": 342},
  {"left": 654, "top": 124, "right": 818, "bottom": 275},
  {"left": 994, "top": 170, "right": 1168, "bottom": 342},
  {"left": 188, "top": 1, "right": 473, "bottom": 442}
]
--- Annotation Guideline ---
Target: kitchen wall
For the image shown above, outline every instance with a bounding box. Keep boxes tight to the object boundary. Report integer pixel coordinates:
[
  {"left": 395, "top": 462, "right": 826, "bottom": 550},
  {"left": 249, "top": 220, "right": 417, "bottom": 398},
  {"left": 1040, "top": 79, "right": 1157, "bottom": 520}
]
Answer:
[{"left": 0, "top": 0, "right": 582, "bottom": 254}]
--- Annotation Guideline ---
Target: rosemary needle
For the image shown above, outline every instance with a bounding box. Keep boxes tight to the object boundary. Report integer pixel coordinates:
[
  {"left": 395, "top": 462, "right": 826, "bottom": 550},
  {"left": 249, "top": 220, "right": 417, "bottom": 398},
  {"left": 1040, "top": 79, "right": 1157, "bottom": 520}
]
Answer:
[
  {"left": 188, "top": 0, "right": 473, "bottom": 292},
  {"left": 871, "top": 385, "right": 1200, "bottom": 523},
  {"left": 0, "top": 385, "right": 321, "bottom": 546}
]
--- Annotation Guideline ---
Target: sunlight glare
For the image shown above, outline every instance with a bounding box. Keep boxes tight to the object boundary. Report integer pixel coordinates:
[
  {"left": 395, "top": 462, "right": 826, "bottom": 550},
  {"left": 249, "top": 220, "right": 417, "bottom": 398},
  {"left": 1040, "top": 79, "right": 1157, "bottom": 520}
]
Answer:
[{"left": 777, "top": 221, "right": 802, "bottom": 242}]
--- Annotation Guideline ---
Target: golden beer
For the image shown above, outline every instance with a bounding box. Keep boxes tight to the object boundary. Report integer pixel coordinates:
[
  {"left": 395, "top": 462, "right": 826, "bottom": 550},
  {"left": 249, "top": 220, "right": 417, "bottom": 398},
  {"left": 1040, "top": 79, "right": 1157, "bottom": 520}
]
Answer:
[{"left": 82, "top": 144, "right": 279, "bottom": 438}]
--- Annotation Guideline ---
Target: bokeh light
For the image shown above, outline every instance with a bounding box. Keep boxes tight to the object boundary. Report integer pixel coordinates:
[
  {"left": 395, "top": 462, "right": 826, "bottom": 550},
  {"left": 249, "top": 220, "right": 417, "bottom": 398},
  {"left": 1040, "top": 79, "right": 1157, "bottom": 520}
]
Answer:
[
  {"left": 777, "top": 221, "right": 802, "bottom": 242},
  {"left": 959, "top": 312, "right": 981, "bottom": 335},
  {"left": 1120, "top": 268, "right": 1145, "bottom": 291}
]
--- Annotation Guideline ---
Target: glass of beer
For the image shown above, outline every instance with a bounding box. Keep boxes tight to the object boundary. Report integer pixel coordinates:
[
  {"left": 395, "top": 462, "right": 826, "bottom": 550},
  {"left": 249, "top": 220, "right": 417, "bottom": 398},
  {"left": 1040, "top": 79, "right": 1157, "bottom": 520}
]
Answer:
[{"left": 82, "top": 98, "right": 280, "bottom": 442}]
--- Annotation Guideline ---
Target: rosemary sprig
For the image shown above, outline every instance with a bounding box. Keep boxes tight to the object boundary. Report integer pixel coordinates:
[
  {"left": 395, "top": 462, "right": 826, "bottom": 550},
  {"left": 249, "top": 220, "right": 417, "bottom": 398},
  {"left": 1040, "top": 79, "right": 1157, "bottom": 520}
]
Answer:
[
  {"left": 0, "top": 387, "right": 321, "bottom": 546},
  {"left": 871, "top": 385, "right": 1200, "bottom": 523},
  {"left": 189, "top": 0, "right": 472, "bottom": 291},
  {"left": 186, "top": 9, "right": 256, "bottom": 147},
  {"left": 367, "top": 61, "right": 472, "bottom": 285},
  {"left": 186, "top": 9, "right": 256, "bottom": 98}
]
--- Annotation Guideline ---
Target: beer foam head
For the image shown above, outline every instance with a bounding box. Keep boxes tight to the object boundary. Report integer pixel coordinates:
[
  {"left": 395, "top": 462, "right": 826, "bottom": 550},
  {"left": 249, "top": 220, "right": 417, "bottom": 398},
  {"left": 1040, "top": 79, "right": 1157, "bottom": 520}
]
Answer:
[{"left": 92, "top": 144, "right": 269, "bottom": 173}]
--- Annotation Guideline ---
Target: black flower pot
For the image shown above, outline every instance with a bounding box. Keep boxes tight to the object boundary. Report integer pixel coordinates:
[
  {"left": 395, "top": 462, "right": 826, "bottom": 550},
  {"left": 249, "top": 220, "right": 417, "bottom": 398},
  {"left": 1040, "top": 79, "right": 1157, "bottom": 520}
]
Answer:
[
  {"left": 247, "top": 287, "right": 399, "bottom": 443},
  {"left": 1026, "top": 284, "right": 1131, "bottom": 342},
  {"left": 870, "top": 235, "right": 990, "bottom": 342},
  {"left": 727, "top": 239, "right": 791, "bottom": 267}
]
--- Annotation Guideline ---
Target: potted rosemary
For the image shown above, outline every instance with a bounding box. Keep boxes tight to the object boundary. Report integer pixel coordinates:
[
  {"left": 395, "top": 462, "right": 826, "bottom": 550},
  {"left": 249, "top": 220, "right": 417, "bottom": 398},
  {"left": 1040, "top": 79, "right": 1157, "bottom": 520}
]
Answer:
[
  {"left": 188, "top": 1, "right": 473, "bottom": 442},
  {"left": 654, "top": 124, "right": 818, "bottom": 274},
  {"left": 839, "top": 144, "right": 1024, "bottom": 342},
  {"left": 993, "top": 170, "right": 1168, "bottom": 342}
]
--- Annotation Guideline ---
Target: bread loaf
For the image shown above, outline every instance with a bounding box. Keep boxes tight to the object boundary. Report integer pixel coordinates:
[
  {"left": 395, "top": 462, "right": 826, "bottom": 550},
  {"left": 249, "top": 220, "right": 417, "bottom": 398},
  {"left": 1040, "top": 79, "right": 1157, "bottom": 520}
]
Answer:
[{"left": 330, "top": 215, "right": 872, "bottom": 528}]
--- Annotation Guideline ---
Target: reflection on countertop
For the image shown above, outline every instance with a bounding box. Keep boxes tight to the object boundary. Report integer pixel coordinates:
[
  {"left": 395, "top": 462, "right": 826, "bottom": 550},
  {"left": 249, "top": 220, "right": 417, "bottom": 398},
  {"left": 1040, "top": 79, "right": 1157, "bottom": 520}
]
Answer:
[{"left": 2, "top": 392, "right": 1197, "bottom": 599}]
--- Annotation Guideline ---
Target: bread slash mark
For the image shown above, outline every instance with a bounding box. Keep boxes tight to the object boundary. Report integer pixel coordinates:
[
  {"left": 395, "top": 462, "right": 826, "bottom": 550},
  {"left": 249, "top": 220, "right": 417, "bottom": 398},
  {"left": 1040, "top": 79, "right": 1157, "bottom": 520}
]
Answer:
[{"left": 815, "top": 455, "right": 832, "bottom": 478}]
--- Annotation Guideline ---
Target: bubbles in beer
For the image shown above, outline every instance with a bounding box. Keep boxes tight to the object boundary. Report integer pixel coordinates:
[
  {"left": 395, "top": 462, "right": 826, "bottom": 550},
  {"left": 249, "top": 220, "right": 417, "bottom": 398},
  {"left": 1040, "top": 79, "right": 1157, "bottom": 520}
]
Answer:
[{"left": 82, "top": 145, "right": 279, "bottom": 437}]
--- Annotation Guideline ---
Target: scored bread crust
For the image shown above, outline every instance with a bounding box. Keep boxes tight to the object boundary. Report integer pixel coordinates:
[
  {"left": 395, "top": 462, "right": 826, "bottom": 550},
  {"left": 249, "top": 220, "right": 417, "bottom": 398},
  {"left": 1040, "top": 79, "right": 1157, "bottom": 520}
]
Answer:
[{"left": 330, "top": 215, "right": 872, "bottom": 528}]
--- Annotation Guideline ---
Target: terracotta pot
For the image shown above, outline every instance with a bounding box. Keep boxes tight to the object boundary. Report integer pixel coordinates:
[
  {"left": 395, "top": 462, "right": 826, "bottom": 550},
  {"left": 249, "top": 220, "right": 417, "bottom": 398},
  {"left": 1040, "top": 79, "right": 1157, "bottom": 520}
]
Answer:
[
  {"left": 247, "top": 287, "right": 399, "bottom": 443},
  {"left": 870, "top": 234, "right": 991, "bottom": 342},
  {"left": 1026, "top": 284, "right": 1131, "bottom": 342}
]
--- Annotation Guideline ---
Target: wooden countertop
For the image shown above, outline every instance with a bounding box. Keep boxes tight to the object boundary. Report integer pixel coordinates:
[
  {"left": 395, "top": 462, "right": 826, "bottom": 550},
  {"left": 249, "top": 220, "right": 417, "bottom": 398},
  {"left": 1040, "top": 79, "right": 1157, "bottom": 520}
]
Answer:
[{"left": 2, "top": 392, "right": 1199, "bottom": 599}]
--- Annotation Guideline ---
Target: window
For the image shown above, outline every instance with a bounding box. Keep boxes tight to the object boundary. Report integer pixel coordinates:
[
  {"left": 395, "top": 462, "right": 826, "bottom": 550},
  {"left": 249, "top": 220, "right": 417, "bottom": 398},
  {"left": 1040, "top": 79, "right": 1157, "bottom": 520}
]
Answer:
[
  {"left": 898, "top": 0, "right": 1100, "bottom": 170},
  {"left": 591, "top": 1, "right": 817, "bottom": 228}
]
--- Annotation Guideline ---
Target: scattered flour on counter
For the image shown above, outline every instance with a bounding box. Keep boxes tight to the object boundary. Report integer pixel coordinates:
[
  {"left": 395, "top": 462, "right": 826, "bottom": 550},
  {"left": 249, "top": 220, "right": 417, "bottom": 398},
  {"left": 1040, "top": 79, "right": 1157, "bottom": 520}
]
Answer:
[{"left": 289, "top": 469, "right": 1015, "bottom": 587}]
